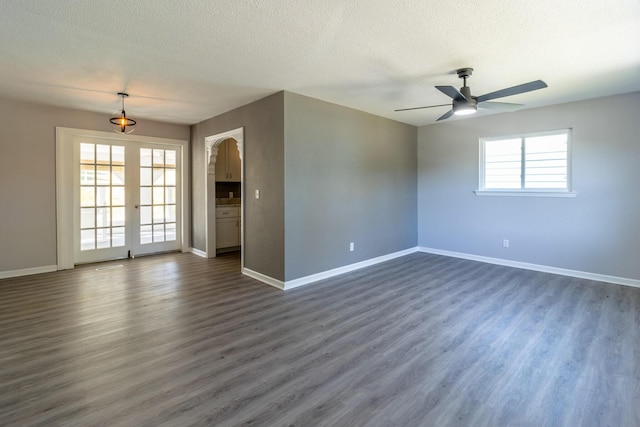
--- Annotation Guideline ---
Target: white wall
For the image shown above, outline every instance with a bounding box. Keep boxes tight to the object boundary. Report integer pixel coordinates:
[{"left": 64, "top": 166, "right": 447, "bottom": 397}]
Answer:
[{"left": 417, "top": 92, "right": 640, "bottom": 281}]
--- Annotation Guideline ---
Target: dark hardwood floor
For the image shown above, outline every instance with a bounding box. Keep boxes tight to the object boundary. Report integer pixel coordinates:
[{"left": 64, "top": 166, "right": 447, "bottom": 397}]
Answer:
[{"left": 1, "top": 251, "right": 639, "bottom": 426}]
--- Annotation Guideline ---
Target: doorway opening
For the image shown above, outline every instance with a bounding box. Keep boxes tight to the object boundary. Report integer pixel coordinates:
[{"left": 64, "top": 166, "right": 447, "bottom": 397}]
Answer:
[
  {"left": 56, "top": 127, "right": 190, "bottom": 270},
  {"left": 204, "top": 128, "right": 244, "bottom": 269},
  {"left": 75, "top": 139, "right": 183, "bottom": 264}
]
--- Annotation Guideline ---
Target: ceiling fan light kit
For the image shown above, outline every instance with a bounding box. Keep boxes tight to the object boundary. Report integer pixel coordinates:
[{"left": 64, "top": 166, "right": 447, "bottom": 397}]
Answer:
[
  {"left": 395, "top": 67, "right": 547, "bottom": 121},
  {"left": 109, "top": 92, "right": 136, "bottom": 134},
  {"left": 453, "top": 98, "right": 477, "bottom": 116}
]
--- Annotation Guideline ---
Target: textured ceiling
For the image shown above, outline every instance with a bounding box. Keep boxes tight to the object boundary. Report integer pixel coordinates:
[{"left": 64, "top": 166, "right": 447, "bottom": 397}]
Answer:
[{"left": 0, "top": 1, "right": 639, "bottom": 126}]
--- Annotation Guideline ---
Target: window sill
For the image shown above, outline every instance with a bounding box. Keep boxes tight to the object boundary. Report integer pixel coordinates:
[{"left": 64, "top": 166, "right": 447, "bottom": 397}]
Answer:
[{"left": 474, "top": 190, "right": 577, "bottom": 198}]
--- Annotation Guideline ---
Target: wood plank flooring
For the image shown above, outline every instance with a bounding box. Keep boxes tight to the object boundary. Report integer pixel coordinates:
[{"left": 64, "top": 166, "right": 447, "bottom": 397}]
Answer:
[{"left": 0, "top": 252, "right": 639, "bottom": 426}]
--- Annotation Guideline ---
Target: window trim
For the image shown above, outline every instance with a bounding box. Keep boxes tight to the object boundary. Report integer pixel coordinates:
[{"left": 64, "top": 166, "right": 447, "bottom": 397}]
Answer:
[{"left": 476, "top": 128, "right": 576, "bottom": 197}]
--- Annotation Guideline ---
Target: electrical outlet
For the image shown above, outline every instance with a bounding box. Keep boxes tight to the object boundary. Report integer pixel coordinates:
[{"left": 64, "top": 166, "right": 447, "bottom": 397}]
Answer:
[
  {"left": 349, "top": 242, "right": 355, "bottom": 252},
  {"left": 503, "top": 239, "right": 510, "bottom": 248},
  {"left": 255, "top": 189, "right": 260, "bottom": 199}
]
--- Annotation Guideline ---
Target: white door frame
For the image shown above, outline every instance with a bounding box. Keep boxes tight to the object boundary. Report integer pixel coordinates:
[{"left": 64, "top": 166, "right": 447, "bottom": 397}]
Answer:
[
  {"left": 204, "top": 128, "right": 244, "bottom": 264},
  {"left": 55, "top": 127, "right": 190, "bottom": 270}
]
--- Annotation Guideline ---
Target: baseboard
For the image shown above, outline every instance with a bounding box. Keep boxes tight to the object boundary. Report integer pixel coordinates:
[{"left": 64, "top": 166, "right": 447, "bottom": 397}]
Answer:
[
  {"left": 190, "top": 247, "right": 207, "bottom": 258},
  {"left": 0, "top": 265, "right": 58, "bottom": 280},
  {"left": 418, "top": 247, "right": 640, "bottom": 289},
  {"left": 284, "top": 247, "right": 420, "bottom": 290},
  {"left": 241, "top": 247, "right": 420, "bottom": 291},
  {"left": 242, "top": 268, "right": 285, "bottom": 290}
]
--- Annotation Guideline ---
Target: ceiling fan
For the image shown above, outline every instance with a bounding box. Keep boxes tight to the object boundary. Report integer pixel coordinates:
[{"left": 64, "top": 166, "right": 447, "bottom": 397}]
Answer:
[{"left": 395, "top": 68, "right": 547, "bottom": 121}]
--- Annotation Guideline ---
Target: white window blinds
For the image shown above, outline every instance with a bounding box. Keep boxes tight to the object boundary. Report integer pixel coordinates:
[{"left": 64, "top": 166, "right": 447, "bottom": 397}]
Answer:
[{"left": 480, "top": 129, "right": 571, "bottom": 192}]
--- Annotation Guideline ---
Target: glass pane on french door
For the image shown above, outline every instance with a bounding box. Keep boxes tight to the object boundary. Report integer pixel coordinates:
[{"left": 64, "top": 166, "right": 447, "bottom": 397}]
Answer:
[
  {"left": 134, "top": 146, "right": 181, "bottom": 256},
  {"left": 75, "top": 141, "right": 128, "bottom": 263},
  {"left": 74, "top": 138, "right": 181, "bottom": 264}
]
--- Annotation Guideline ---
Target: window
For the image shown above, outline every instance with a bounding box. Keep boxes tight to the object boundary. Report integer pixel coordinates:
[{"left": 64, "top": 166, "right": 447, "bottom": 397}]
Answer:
[{"left": 477, "top": 129, "right": 575, "bottom": 197}]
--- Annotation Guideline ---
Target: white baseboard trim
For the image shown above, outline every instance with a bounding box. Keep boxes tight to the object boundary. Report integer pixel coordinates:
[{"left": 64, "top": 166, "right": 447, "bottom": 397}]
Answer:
[
  {"left": 242, "top": 268, "right": 285, "bottom": 290},
  {"left": 190, "top": 247, "right": 207, "bottom": 258},
  {"left": 284, "top": 247, "right": 420, "bottom": 290},
  {"left": 418, "top": 247, "right": 640, "bottom": 289},
  {"left": 0, "top": 265, "right": 58, "bottom": 280},
  {"left": 241, "top": 248, "right": 420, "bottom": 291}
]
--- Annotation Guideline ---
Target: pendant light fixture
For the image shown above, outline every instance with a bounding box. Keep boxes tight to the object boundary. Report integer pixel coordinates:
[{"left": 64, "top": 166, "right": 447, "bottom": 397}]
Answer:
[{"left": 110, "top": 92, "right": 136, "bottom": 134}]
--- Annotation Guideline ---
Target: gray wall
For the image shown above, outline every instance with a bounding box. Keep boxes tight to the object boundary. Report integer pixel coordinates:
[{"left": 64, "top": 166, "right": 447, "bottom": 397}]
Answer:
[
  {"left": 6, "top": 89, "right": 636, "bottom": 284},
  {"left": 0, "top": 97, "right": 189, "bottom": 273},
  {"left": 417, "top": 92, "right": 640, "bottom": 280},
  {"left": 190, "top": 92, "right": 285, "bottom": 281},
  {"left": 284, "top": 92, "right": 417, "bottom": 281}
]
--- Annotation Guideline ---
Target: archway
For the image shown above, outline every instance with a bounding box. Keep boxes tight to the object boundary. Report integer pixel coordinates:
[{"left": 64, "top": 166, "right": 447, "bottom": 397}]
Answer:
[{"left": 204, "top": 128, "right": 244, "bottom": 262}]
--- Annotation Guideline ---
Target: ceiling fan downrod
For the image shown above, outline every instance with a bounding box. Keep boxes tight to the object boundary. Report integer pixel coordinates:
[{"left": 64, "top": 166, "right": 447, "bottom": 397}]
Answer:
[{"left": 457, "top": 68, "right": 474, "bottom": 101}]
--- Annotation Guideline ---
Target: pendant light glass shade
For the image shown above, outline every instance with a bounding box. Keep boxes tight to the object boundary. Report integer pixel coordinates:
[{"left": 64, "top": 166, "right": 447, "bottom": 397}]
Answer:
[{"left": 110, "top": 92, "right": 136, "bottom": 134}]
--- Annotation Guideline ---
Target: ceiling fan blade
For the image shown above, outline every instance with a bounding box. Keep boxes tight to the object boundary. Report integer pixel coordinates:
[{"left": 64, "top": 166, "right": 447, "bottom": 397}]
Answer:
[
  {"left": 476, "top": 80, "right": 547, "bottom": 103},
  {"left": 436, "top": 86, "right": 466, "bottom": 101},
  {"left": 436, "top": 109, "right": 454, "bottom": 121},
  {"left": 478, "top": 101, "right": 524, "bottom": 111},
  {"left": 394, "top": 104, "right": 450, "bottom": 112}
]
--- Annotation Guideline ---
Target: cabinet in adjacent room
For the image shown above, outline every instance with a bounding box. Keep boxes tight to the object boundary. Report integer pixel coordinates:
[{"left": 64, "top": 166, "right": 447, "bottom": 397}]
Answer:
[
  {"left": 216, "top": 206, "right": 240, "bottom": 249},
  {"left": 215, "top": 139, "right": 241, "bottom": 182}
]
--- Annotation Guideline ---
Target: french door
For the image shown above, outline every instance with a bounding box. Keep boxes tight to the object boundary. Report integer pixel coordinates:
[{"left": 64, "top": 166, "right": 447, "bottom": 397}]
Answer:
[{"left": 74, "top": 137, "right": 182, "bottom": 264}]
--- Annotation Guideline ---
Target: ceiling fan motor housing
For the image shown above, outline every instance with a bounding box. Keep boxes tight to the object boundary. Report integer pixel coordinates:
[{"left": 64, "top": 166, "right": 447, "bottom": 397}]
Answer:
[
  {"left": 457, "top": 68, "right": 477, "bottom": 108},
  {"left": 459, "top": 86, "right": 475, "bottom": 103},
  {"left": 454, "top": 85, "right": 477, "bottom": 114}
]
